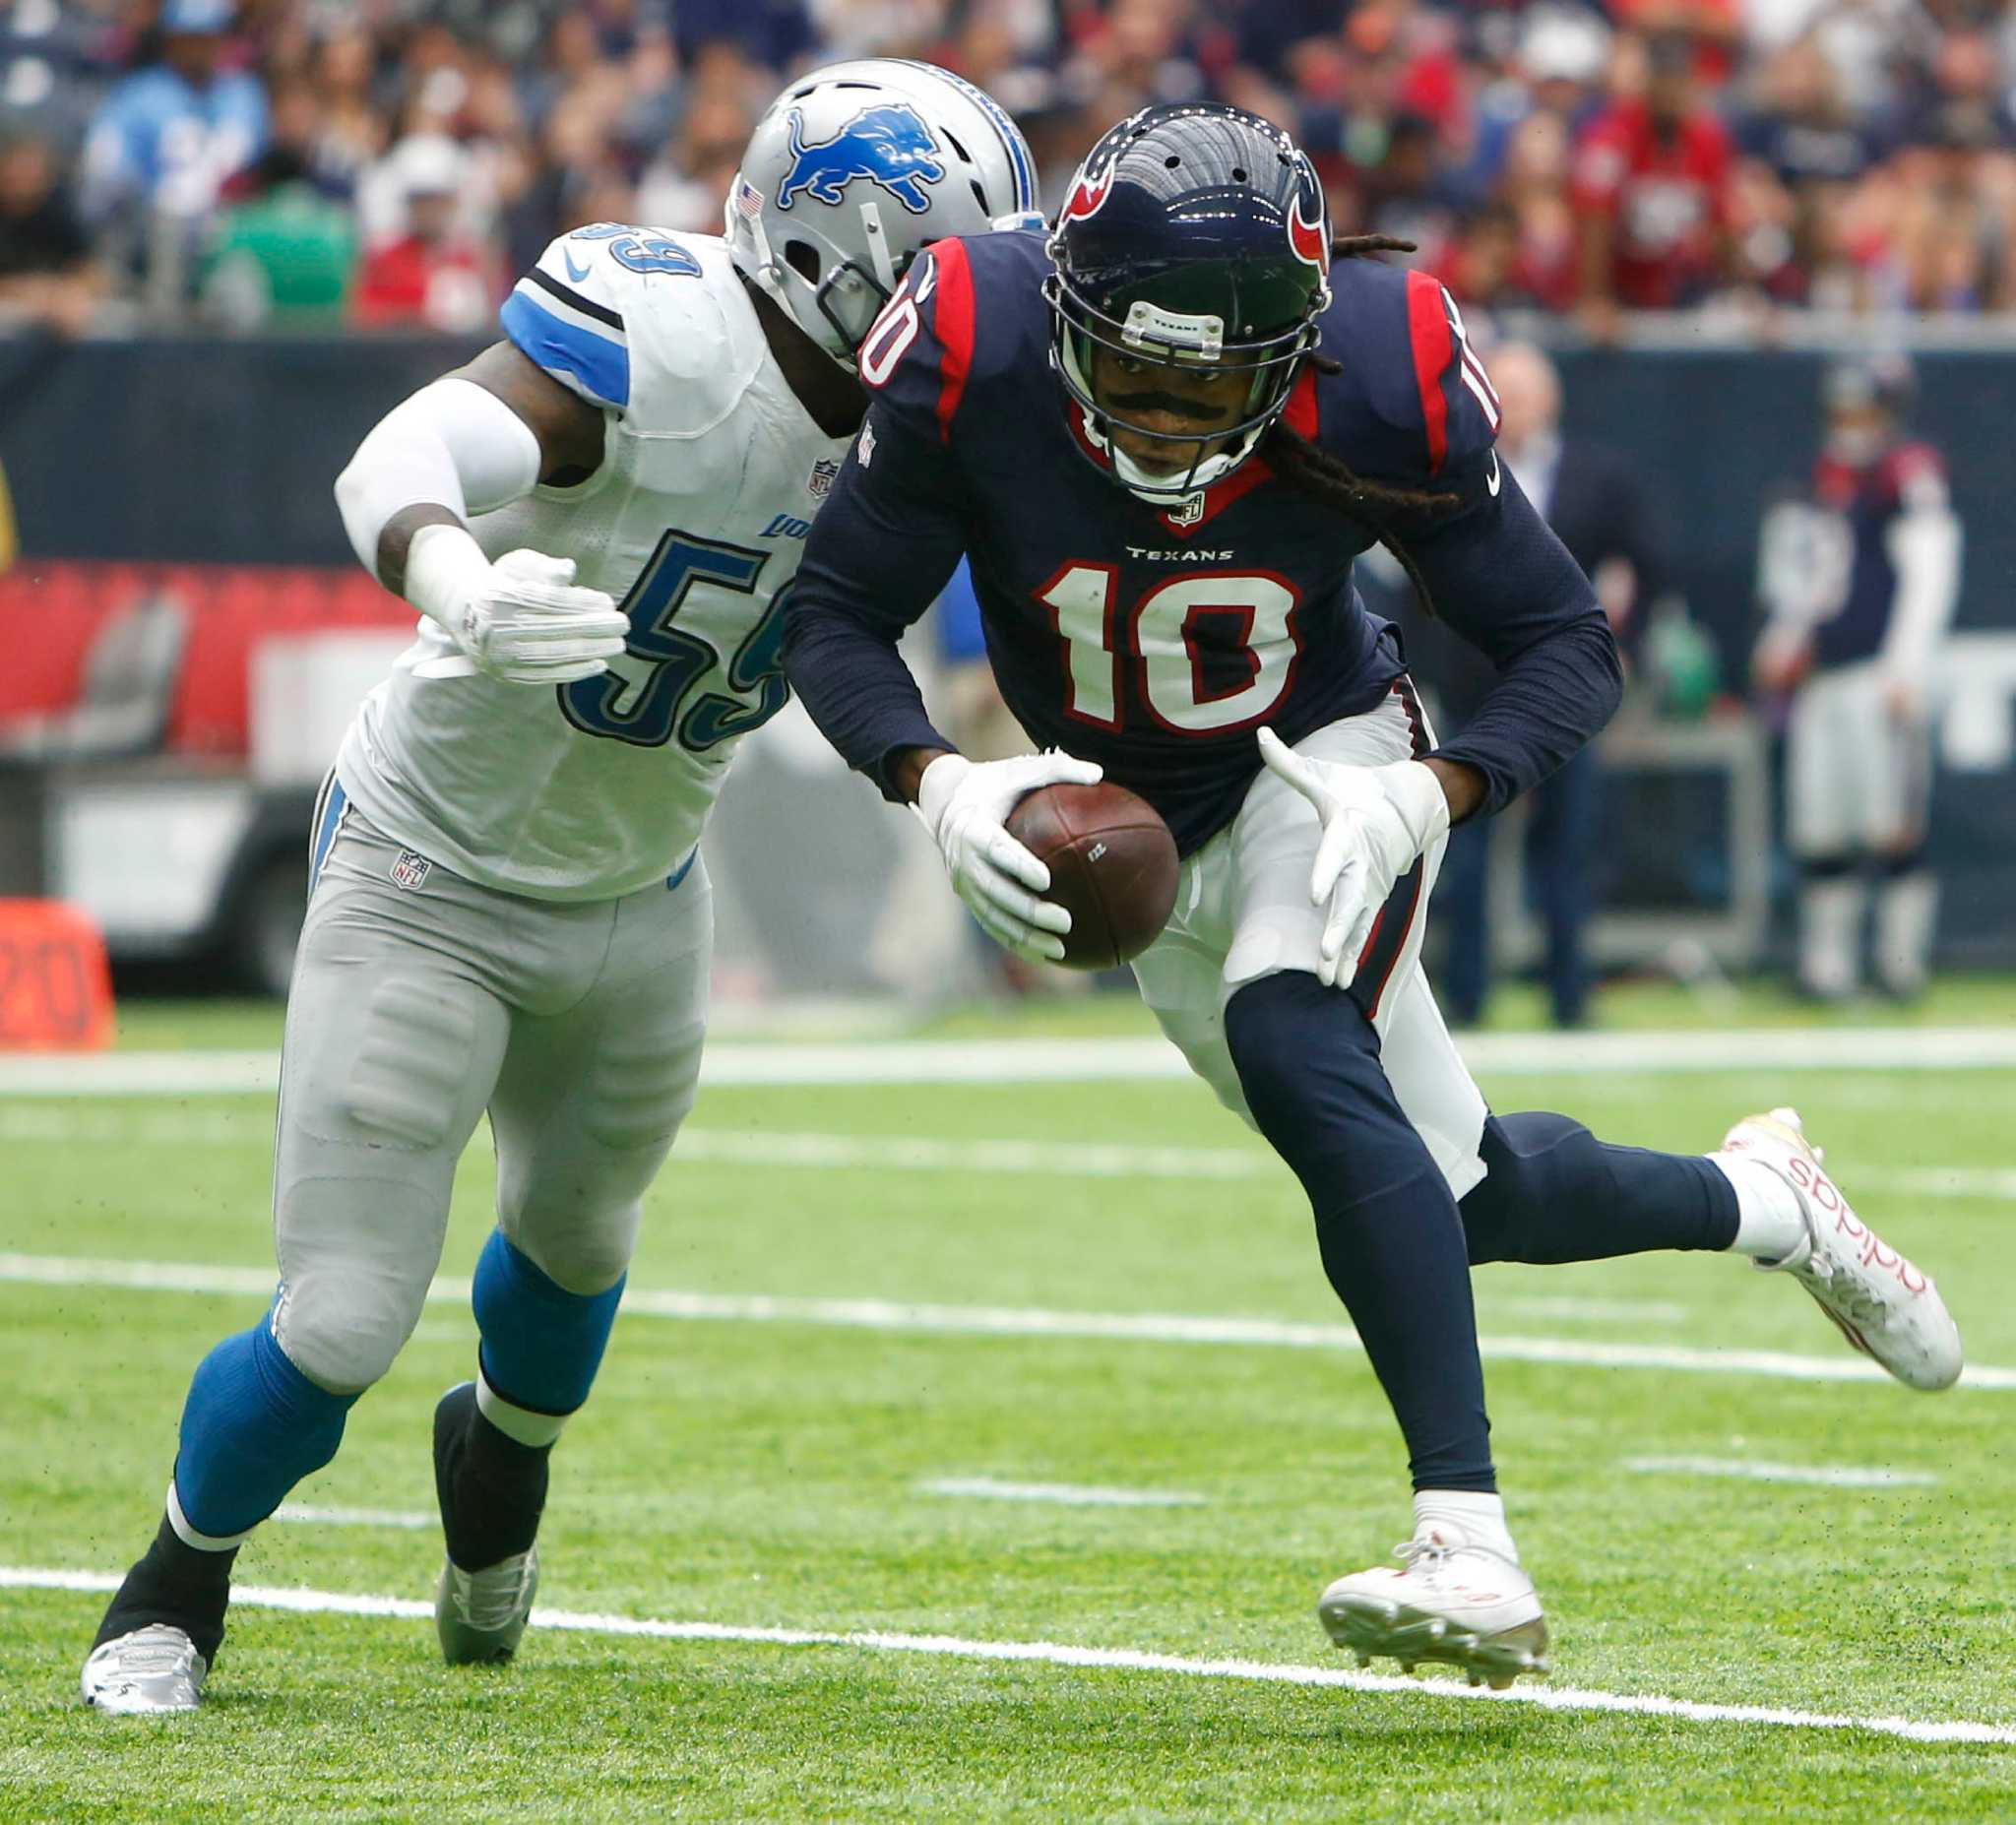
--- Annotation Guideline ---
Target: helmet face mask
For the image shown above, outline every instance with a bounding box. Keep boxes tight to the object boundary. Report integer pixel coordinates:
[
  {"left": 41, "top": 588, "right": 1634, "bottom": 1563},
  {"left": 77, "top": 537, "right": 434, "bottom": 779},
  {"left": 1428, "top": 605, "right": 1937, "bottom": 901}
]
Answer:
[{"left": 1045, "top": 103, "right": 1332, "bottom": 503}]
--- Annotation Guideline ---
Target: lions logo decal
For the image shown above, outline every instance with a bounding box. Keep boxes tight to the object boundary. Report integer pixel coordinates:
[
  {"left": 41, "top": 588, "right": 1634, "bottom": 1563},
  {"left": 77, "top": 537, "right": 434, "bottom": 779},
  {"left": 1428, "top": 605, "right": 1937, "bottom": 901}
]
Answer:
[{"left": 778, "top": 103, "right": 946, "bottom": 215}]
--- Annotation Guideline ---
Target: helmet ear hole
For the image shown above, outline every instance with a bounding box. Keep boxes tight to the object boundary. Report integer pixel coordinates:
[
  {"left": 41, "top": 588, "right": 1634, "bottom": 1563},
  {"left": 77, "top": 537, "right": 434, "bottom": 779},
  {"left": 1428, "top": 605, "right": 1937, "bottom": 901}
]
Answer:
[{"left": 784, "top": 240, "right": 822, "bottom": 285}]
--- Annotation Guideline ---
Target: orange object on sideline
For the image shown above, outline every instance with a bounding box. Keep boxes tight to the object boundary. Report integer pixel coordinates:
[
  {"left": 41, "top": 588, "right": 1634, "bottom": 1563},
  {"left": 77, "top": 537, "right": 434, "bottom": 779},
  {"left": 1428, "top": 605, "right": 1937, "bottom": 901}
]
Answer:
[{"left": 0, "top": 900, "right": 114, "bottom": 1051}]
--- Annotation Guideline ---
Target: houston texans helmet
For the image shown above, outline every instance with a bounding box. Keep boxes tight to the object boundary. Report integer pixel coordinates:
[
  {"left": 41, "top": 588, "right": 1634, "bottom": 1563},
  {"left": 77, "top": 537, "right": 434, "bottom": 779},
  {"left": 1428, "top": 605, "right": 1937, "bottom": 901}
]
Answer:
[
  {"left": 1045, "top": 103, "right": 1332, "bottom": 503},
  {"left": 727, "top": 59, "right": 1040, "bottom": 368}
]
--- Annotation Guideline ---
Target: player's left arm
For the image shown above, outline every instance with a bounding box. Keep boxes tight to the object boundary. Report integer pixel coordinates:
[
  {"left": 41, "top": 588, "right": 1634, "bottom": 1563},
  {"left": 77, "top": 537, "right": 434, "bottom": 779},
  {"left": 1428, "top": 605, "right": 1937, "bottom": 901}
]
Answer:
[
  {"left": 1401, "top": 461, "right": 1621, "bottom": 824},
  {"left": 1877, "top": 451, "right": 1962, "bottom": 719}
]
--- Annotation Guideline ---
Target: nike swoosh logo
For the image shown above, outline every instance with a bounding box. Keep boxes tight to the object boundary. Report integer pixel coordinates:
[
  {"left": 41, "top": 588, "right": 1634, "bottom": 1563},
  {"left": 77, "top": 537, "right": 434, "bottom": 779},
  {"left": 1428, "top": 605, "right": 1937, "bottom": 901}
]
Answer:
[
  {"left": 563, "top": 250, "right": 594, "bottom": 284},
  {"left": 1484, "top": 451, "right": 1502, "bottom": 497}
]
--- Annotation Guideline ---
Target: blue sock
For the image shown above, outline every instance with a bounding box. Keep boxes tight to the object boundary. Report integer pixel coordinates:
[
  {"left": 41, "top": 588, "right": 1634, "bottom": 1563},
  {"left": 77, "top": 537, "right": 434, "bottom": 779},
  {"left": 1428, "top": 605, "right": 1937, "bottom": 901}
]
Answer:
[
  {"left": 472, "top": 1229, "right": 624, "bottom": 1421},
  {"left": 171, "top": 1317, "right": 357, "bottom": 1543}
]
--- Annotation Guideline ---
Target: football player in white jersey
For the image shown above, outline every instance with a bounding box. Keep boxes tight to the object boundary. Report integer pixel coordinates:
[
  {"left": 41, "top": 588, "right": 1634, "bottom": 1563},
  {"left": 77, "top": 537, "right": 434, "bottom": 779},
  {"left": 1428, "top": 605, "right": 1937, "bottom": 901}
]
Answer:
[{"left": 82, "top": 59, "right": 1056, "bottom": 1716}]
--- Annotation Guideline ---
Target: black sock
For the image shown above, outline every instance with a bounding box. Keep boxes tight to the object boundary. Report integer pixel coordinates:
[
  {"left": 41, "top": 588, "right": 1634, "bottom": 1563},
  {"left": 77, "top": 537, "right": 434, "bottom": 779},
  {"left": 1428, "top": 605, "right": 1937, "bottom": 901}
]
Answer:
[
  {"left": 94, "top": 1512, "right": 236, "bottom": 1663},
  {"left": 434, "top": 1383, "right": 552, "bottom": 1572}
]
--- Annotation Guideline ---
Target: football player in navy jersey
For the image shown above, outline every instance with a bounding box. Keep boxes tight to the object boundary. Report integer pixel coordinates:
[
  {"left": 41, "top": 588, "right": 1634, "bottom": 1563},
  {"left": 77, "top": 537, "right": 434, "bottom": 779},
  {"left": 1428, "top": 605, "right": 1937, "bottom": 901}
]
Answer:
[
  {"left": 783, "top": 104, "right": 1962, "bottom": 1684},
  {"left": 1753, "top": 356, "right": 1961, "bottom": 1002}
]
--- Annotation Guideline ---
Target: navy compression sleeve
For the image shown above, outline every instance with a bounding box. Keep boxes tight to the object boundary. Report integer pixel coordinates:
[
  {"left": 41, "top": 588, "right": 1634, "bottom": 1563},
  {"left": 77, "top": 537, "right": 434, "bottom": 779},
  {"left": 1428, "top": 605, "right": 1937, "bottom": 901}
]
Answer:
[{"left": 1403, "top": 467, "right": 1623, "bottom": 817}]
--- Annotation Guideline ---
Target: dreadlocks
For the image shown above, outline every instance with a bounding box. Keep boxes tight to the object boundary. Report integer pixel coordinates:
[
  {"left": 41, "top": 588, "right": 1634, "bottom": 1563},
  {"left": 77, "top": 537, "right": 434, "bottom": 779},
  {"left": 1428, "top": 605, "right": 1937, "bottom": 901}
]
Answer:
[{"left": 1259, "top": 235, "right": 1464, "bottom": 617}]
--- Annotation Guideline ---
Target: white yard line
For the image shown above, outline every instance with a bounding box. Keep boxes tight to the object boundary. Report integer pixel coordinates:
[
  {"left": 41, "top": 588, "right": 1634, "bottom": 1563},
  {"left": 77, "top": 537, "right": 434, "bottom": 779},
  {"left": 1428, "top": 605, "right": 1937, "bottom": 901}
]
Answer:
[
  {"left": 1624, "top": 1456, "right": 1938, "bottom": 1489},
  {"left": 4, "top": 1026, "right": 2016, "bottom": 1101},
  {"left": 3, "top": 1249, "right": 2013, "bottom": 1390},
  {"left": 3, "top": 1105, "right": 2008, "bottom": 1225},
  {"left": 919, "top": 1478, "right": 1207, "bottom": 1508},
  {"left": 6, "top": 1565, "right": 2009, "bottom": 1745},
  {"left": 273, "top": 1503, "right": 434, "bottom": 1530}
]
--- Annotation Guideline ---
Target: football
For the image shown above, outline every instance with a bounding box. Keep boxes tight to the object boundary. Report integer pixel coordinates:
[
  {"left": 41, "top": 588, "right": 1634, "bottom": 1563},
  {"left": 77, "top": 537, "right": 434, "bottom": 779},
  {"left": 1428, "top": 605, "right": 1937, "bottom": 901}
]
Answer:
[{"left": 1006, "top": 781, "right": 1180, "bottom": 969}]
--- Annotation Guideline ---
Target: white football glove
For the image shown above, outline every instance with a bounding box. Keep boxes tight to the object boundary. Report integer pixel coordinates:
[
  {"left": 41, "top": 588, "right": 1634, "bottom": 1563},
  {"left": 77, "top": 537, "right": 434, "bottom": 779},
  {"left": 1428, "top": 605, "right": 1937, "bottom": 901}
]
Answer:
[
  {"left": 408, "top": 532, "right": 630, "bottom": 685},
  {"left": 914, "top": 750, "right": 1103, "bottom": 964},
  {"left": 1256, "top": 726, "right": 1450, "bottom": 988}
]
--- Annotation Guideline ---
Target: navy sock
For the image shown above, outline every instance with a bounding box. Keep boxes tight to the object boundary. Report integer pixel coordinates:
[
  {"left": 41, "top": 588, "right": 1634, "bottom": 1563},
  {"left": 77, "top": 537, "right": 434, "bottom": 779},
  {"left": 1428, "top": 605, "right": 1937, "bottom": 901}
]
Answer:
[
  {"left": 172, "top": 1317, "right": 356, "bottom": 1542},
  {"left": 1226, "top": 971, "right": 1495, "bottom": 1493},
  {"left": 472, "top": 1229, "right": 624, "bottom": 1417},
  {"left": 1460, "top": 1113, "right": 1740, "bottom": 1264}
]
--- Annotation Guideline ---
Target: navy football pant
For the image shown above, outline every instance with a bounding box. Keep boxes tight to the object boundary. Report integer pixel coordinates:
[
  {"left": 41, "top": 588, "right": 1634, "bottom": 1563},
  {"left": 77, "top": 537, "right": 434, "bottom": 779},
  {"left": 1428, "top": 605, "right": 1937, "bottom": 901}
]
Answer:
[{"left": 1225, "top": 970, "right": 1738, "bottom": 1492}]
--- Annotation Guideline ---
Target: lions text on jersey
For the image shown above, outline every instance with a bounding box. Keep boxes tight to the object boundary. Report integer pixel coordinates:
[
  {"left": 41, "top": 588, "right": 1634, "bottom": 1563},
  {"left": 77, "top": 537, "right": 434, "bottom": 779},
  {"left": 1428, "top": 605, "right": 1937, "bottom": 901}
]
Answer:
[{"left": 337, "top": 224, "right": 853, "bottom": 901}]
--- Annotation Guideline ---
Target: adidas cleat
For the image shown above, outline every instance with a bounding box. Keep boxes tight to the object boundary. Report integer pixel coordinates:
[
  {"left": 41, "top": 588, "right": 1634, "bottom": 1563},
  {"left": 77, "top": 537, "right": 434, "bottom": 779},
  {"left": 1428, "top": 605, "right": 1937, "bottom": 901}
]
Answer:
[
  {"left": 1319, "top": 1529, "right": 1548, "bottom": 1690},
  {"left": 1721, "top": 1106, "right": 1962, "bottom": 1392},
  {"left": 82, "top": 1625, "right": 207, "bottom": 1715}
]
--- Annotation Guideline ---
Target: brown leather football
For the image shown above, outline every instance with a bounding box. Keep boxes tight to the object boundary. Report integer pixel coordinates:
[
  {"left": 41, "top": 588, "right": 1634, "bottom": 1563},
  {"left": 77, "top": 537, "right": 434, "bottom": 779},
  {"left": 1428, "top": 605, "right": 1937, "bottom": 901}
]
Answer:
[{"left": 1006, "top": 781, "right": 1180, "bottom": 969}]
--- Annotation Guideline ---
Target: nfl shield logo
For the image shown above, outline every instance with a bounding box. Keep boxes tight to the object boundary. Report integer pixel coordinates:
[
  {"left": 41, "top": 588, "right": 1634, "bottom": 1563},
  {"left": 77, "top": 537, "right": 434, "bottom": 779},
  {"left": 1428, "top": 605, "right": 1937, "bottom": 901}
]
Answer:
[
  {"left": 390, "top": 850, "right": 432, "bottom": 892},
  {"left": 808, "top": 458, "right": 841, "bottom": 498},
  {"left": 1168, "top": 492, "right": 1206, "bottom": 529}
]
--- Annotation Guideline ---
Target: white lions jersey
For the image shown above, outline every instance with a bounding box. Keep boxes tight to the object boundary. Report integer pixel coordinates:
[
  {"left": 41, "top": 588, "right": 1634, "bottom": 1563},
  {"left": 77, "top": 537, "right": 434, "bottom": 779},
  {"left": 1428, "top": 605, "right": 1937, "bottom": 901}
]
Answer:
[{"left": 337, "top": 226, "right": 854, "bottom": 901}]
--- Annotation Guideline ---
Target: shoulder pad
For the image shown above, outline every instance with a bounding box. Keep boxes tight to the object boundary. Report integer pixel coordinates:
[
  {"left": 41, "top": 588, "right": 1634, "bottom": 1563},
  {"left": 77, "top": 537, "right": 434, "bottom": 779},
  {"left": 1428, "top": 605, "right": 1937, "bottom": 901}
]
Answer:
[
  {"left": 1315, "top": 261, "right": 1500, "bottom": 487},
  {"left": 501, "top": 226, "right": 759, "bottom": 428},
  {"left": 857, "top": 230, "right": 1047, "bottom": 444}
]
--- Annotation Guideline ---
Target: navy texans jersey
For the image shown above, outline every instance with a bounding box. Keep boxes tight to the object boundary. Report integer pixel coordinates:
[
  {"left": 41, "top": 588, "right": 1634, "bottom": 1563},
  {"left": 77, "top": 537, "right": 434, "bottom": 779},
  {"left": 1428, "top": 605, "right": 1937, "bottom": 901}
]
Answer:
[
  {"left": 785, "top": 228, "right": 1617, "bottom": 854},
  {"left": 1808, "top": 442, "right": 1953, "bottom": 674}
]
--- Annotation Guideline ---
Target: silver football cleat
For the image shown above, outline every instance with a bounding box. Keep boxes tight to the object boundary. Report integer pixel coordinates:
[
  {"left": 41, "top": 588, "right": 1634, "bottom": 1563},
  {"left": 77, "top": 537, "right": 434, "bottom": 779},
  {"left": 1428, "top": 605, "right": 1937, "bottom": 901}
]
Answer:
[
  {"left": 436, "top": 1545, "right": 538, "bottom": 1666},
  {"left": 1319, "top": 1529, "right": 1549, "bottom": 1690},
  {"left": 81, "top": 1625, "right": 207, "bottom": 1715}
]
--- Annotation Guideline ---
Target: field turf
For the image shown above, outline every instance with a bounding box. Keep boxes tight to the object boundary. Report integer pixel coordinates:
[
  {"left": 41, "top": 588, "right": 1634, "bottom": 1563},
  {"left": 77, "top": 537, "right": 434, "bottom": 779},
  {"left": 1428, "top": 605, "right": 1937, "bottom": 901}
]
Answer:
[{"left": 2, "top": 991, "right": 2013, "bottom": 1820}]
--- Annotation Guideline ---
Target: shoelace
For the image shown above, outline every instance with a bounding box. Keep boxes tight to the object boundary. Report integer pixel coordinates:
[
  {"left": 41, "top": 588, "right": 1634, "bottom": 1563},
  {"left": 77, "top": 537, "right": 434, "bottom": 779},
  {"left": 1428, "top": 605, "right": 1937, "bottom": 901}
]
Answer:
[
  {"left": 1392, "top": 1536, "right": 1523, "bottom": 1579},
  {"left": 105, "top": 1631, "right": 194, "bottom": 1675},
  {"left": 453, "top": 1556, "right": 535, "bottom": 1628}
]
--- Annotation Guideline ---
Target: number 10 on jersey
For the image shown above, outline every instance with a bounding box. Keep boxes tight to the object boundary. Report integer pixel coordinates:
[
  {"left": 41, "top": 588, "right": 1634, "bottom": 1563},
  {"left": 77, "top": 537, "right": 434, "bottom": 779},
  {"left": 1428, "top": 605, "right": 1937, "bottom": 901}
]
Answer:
[{"left": 1039, "top": 563, "right": 1303, "bottom": 733}]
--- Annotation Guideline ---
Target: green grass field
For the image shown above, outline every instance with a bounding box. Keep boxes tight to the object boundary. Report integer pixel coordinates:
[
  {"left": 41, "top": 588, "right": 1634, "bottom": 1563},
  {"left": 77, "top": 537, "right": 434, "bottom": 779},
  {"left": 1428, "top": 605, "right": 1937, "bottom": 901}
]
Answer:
[{"left": 3, "top": 994, "right": 2014, "bottom": 1820}]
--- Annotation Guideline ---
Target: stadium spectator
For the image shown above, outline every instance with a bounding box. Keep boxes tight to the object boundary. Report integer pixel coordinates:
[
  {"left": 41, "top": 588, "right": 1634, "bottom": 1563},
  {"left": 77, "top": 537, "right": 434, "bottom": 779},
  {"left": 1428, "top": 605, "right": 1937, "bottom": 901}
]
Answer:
[
  {"left": 0, "top": 125, "right": 99, "bottom": 334},
  {"left": 1571, "top": 31, "right": 1736, "bottom": 331},
  {"left": 79, "top": 0, "right": 268, "bottom": 267},
  {"left": 0, "top": 0, "right": 2008, "bottom": 330},
  {"left": 351, "top": 133, "right": 497, "bottom": 332}
]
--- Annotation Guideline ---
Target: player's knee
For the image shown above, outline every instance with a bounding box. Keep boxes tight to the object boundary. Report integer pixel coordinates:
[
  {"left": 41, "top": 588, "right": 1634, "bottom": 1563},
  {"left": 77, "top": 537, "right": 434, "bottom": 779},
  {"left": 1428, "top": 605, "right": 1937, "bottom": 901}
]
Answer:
[
  {"left": 1459, "top": 1112, "right": 1598, "bottom": 1265},
  {"left": 273, "top": 1269, "right": 424, "bottom": 1395},
  {"left": 1225, "top": 969, "right": 1379, "bottom": 1118}
]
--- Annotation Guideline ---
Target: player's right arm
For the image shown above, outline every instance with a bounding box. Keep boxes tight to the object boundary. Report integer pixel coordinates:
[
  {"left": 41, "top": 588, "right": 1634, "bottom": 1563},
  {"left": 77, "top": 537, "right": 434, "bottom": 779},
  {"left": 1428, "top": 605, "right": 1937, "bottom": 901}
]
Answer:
[
  {"left": 333, "top": 236, "right": 632, "bottom": 685},
  {"left": 783, "top": 241, "right": 1098, "bottom": 962}
]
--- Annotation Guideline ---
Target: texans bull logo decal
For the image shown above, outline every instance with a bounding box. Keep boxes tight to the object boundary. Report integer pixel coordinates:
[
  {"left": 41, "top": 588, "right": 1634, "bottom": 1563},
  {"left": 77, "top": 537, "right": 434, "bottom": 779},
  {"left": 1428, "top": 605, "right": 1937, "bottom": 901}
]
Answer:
[
  {"left": 778, "top": 103, "right": 947, "bottom": 215},
  {"left": 1289, "top": 191, "right": 1329, "bottom": 271},
  {"left": 1060, "top": 162, "right": 1116, "bottom": 225}
]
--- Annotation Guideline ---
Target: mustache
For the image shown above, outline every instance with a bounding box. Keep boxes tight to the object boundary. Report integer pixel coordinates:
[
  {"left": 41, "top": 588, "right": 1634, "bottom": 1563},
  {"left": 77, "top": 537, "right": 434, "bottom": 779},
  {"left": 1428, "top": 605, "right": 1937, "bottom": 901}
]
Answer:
[{"left": 1104, "top": 390, "right": 1231, "bottom": 424}]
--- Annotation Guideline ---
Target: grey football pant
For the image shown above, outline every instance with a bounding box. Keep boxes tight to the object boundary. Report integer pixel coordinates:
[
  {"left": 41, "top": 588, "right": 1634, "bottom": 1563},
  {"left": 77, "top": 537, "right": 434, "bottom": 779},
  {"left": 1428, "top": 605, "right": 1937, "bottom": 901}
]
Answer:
[{"left": 271, "top": 797, "right": 710, "bottom": 1396}]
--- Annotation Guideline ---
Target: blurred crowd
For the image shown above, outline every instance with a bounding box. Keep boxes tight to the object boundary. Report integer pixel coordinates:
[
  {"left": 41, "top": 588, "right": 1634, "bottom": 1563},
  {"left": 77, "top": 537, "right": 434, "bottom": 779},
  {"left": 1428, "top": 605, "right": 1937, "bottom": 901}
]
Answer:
[{"left": 2, "top": 0, "right": 2014, "bottom": 339}]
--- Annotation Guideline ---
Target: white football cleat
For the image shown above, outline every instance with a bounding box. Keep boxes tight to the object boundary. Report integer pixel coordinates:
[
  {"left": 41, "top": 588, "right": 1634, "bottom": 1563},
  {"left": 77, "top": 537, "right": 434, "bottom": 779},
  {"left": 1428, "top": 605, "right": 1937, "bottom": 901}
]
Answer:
[
  {"left": 81, "top": 1625, "right": 207, "bottom": 1715},
  {"left": 1318, "top": 1522, "right": 1548, "bottom": 1688},
  {"left": 436, "top": 1545, "right": 538, "bottom": 1666},
  {"left": 1721, "top": 1106, "right": 1963, "bottom": 1392}
]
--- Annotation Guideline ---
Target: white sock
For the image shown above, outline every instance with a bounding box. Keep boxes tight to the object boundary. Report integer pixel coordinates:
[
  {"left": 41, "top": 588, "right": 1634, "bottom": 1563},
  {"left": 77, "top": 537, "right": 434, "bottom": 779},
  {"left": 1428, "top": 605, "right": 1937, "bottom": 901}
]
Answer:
[
  {"left": 1414, "top": 1488, "right": 1518, "bottom": 1561},
  {"left": 1710, "top": 1153, "right": 1808, "bottom": 1262}
]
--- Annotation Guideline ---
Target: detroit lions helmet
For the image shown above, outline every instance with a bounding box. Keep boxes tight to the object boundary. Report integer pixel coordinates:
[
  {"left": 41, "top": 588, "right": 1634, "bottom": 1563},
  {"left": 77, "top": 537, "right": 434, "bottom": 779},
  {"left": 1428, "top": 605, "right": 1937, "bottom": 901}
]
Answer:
[
  {"left": 726, "top": 59, "right": 1040, "bottom": 367},
  {"left": 1046, "top": 104, "right": 1333, "bottom": 503}
]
